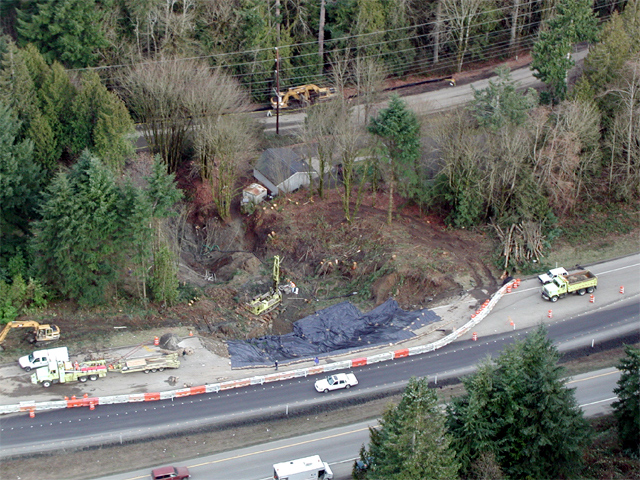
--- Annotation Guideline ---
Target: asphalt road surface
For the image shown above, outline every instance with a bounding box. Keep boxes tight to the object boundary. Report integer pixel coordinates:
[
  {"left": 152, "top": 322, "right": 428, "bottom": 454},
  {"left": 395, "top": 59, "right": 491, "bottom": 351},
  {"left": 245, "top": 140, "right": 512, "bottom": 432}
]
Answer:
[
  {"left": 1, "top": 294, "right": 637, "bottom": 459},
  {"left": 95, "top": 367, "right": 621, "bottom": 480}
]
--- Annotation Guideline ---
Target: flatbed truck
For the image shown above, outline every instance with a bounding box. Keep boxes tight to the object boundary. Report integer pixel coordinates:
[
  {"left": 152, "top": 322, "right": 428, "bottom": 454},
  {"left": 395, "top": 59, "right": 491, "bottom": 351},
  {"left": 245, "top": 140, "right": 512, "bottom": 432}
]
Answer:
[
  {"left": 109, "top": 353, "right": 180, "bottom": 374},
  {"left": 541, "top": 270, "right": 597, "bottom": 302}
]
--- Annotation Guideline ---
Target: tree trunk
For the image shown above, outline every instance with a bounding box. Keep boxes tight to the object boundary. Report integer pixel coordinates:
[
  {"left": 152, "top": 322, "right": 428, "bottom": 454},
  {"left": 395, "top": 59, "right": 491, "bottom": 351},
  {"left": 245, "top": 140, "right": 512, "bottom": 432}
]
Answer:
[
  {"left": 318, "top": 0, "right": 326, "bottom": 73},
  {"left": 387, "top": 178, "right": 394, "bottom": 225},
  {"left": 509, "top": 0, "right": 521, "bottom": 54},
  {"left": 433, "top": 1, "right": 442, "bottom": 65}
]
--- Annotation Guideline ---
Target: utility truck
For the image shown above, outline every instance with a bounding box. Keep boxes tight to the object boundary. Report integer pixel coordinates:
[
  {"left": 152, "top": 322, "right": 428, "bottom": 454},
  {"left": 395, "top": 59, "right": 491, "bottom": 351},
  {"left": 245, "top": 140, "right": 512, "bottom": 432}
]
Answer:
[
  {"left": 19, "top": 346, "right": 69, "bottom": 372},
  {"left": 31, "top": 352, "right": 180, "bottom": 386},
  {"left": 31, "top": 359, "right": 108, "bottom": 387},
  {"left": 541, "top": 270, "right": 598, "bottom": 302},
  {"left": 273, "top": 455, "right": 333, "bottom": 480}
]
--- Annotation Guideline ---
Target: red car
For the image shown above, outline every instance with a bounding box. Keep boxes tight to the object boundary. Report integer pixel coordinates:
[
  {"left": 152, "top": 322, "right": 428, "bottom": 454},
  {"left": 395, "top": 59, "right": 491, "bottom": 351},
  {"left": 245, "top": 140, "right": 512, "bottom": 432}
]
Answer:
[{"left": 151, "top": 465, "right": 191, "bottom": 480}]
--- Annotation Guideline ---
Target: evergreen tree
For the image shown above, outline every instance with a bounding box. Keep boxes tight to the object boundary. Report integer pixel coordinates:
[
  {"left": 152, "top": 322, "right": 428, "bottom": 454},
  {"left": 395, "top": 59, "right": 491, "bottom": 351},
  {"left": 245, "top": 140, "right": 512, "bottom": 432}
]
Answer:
[
  {"left": 368, "top": 95, "right": 422, "bottom": 224},
  {"left": 531, "top": 0, "right": 599, "bottom": 103},
  {"left": 0, "top": 101, "right": 41, "bottom": 276},
  {"left": 39, "top": 61, "right": 75, "bottom": 163},
  {"left": 16, "top": 0, "right": 108, "bottom": 68},
  {"left": 358, "top": 377, "right": 459, "bottom": 479},
  {"left": 31, "top": 152, "right": 122, "bottom": 305},
  {"left": 612, "top": 345, "right": 640, "bottom": 456},
  {"left": 71, "top": 70, "right": 135, "bottom": 171},
  {"left": 470, "top": 66, "right": 539, "bottom": 130},
  {"left": 447, "top": 325, "right": 591, "bottom": 478}
]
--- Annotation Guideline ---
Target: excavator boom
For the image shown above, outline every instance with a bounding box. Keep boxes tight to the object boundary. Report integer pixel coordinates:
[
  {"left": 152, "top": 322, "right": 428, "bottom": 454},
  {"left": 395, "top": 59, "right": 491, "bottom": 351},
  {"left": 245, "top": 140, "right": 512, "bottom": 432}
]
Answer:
[{"left": 0, "top": 321, "right": 61, "bottom": 347}]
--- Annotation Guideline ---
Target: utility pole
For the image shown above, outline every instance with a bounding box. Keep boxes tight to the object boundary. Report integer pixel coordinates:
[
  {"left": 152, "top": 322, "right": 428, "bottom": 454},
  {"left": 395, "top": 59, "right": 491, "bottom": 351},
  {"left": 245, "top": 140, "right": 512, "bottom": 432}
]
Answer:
[{"left": 275, "top": 47, "right": 280, "bottom": 135}]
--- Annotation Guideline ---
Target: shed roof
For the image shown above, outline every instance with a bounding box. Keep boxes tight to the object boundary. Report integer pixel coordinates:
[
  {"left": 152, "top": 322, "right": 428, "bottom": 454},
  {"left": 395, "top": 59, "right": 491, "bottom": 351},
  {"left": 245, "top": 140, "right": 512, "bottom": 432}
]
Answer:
[{"left": 255, "top": 146, "right": 316, "bottom": 184}]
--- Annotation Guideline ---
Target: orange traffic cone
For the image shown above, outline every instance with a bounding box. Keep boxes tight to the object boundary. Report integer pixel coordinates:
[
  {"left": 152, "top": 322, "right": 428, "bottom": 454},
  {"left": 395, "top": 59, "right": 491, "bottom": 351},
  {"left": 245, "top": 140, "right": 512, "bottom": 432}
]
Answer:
[
  {"left": 548, "top": 310, "right": 553, "bottom": 318},
  {"left": 620, "top": 286, "right": 624, "bottom": 294},
  {"left": 154, "top": 336, "right": 159, "bottom": 346},
  {"left": 589, "top": 294, "right": 595, "bottom": 303}
]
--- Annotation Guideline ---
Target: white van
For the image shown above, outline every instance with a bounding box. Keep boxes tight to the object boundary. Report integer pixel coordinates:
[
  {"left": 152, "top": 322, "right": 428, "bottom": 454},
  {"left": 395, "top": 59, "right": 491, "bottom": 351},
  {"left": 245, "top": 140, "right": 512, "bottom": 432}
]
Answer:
[
  {"left": 19, "top": 347, "right": 69, "bottom": 372},
  {"left": 273, "top": 455, "right": 333, "bottom": 480}
]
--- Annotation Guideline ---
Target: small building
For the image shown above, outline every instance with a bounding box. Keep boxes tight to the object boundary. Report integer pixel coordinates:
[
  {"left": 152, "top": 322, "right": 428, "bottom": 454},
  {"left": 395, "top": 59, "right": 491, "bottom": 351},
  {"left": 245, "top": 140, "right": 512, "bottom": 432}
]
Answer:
[
  {"left": 253, "top": 146, "right": 318, "bottom": 195},
  {"left": 241, "top": 183, "right": 268, "bottom": 206}
]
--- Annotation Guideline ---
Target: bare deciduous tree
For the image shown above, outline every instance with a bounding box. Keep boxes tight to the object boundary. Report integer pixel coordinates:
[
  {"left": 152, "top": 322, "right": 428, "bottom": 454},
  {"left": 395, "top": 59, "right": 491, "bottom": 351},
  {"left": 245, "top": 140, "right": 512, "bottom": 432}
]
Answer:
[
  {"left": 604, "top": 58, "right": 640, "bottom": 201},
  {"left": 122, "top": 57, "right": 250, "bottom": 172},
  {"left": 194, "top": 115, "right": 257, "bottom": 221},
  {"left": 531, "top": 100, "right": 601, "bottom": 213},
  {"left": 441, "top": 0, "right": 492, "bottom": 72}
]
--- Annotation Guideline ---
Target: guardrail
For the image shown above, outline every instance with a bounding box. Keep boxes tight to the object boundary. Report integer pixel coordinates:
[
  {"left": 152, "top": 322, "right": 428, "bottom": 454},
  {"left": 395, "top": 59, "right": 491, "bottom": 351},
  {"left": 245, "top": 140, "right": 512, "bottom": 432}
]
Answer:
[{"left": 0, "top": 280, "right": 517, "bottom": 416}]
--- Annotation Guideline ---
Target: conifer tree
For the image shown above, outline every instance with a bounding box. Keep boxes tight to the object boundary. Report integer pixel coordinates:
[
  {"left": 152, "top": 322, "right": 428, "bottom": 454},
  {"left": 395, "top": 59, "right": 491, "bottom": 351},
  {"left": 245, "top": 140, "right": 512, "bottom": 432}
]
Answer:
[
  {"left": 71, "top": 70, "right": 135, "bottom": 171},
  {"left": 612, "top": 345, "right": 640, "bottom": 456},
  {"left": 32, "top": 152, "right": 122, "bottom": 305},
  {"left": 368, "top": 95, "right": 422, "bottom": 224},
  {"left": 531, "top": 0, "right": 599, "bottom": 103},
  {"left": 358, "top": 377, "right": 459, "bottom": 480},
  {"left": 447, "top": 325, "right": 591, "bottom": 478},
  {"left": 16, "top": 0, "right": 108, "bottom": 68},
  {"left": 0, "top": 101, "right": 41, "bottom": 273}
]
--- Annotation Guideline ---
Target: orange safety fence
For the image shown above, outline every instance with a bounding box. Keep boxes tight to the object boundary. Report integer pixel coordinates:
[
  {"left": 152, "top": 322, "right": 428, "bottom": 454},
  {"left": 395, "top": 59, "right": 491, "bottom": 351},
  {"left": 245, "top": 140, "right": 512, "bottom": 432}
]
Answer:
[{"left": 144, "top": 392, "right": 161, "bottom": 402}]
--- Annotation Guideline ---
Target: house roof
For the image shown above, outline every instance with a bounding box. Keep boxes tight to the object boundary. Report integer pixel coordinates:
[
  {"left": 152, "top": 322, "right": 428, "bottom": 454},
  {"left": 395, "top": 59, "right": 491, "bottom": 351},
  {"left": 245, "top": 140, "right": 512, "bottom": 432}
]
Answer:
[{"left": 255, "top": 146, "right": 316, "bottom": 185}]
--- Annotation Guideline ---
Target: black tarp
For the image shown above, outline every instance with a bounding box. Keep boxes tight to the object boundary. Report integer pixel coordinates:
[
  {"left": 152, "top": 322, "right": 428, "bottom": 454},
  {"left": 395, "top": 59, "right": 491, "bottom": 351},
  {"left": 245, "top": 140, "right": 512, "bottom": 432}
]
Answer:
[{"left": 227, "top": 298, "right": 440, "bottom": 368}]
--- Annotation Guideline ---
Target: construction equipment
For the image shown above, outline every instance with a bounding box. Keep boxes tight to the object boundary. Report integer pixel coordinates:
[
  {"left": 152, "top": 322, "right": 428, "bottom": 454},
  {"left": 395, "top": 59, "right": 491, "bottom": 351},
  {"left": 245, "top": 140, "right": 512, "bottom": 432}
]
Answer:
[
  {"left": 270, "top": 84, "right": 336, "bottom": 110},
  {"left": 246, "top": 256, "right": 282, "bottom": 315},
  {"left": 0, "top": 321, "right": 60, "bottom": 349},
  {"left": 31, "top": 352, "right": 181, "bottom": 387},
  {"left": 541, "top": 270, "right": 598, "bottom": 302},
  {"left": 31, "top": 359, "right": 108, "bottom": 387},
  {"left": 108, "top": 352, "right": 180, "bottom": 374}
]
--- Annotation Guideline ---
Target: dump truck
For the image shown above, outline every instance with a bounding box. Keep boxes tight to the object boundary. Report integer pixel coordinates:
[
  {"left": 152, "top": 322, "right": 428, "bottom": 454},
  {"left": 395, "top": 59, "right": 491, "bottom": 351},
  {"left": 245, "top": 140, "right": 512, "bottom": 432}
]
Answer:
[
  {"left": 273, "top": 455, "right": 333, "bottom": 480},
  {"left": 108, "top": 353, "right": 180, "bottom": 374},
  {"left": 541, "top": 270, "right": 598, "bottom": 302},
  {"left": 31, "top": 359, "right": 108, "bottom": 388},
  {"left": 19, "top": 346, "right": 69, "bottom": 372},
  {"left": 0, "top": 321, "right": 60, "bottom": 349},
  {"left": 270, "top": 84, "right": 336, "bottom": 110}
]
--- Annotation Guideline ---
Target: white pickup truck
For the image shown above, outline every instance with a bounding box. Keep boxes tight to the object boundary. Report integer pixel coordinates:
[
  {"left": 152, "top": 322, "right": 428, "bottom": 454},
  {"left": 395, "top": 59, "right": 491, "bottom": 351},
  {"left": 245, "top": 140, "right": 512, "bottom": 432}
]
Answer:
[
  {"left": 538, "top": 267, "right": 568, "bottom": 284},
  {"left": 314, "top": 373, "right": 358, "bottom": 393}
]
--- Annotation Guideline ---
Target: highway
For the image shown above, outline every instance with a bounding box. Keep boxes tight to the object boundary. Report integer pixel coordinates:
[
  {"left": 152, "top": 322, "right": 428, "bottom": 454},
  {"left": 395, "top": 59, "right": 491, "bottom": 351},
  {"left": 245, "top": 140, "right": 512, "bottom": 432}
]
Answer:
[
  {"left": 1, "top": 293, "right": 637, "bottom": 459},
  {"left": 96, "top": 367, "right": 622, "bottom": 480}
]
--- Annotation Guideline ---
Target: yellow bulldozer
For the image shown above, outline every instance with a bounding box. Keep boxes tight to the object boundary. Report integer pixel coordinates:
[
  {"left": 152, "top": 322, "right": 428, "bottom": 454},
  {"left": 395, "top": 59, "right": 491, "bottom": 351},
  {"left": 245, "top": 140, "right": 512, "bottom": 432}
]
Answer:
[
  {"left": 0, "top": 321, "right": 61, "bottom": 350},
  {"left": 270, "top": 84, "right": 337, "bottom": 110}
]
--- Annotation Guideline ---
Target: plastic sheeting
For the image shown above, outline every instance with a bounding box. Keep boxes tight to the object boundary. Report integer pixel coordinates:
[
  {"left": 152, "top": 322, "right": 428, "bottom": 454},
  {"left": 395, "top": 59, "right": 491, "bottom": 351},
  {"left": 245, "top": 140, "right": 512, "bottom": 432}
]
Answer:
[{"left": 227, "top": 299, "right": 440, "bottom": 368}]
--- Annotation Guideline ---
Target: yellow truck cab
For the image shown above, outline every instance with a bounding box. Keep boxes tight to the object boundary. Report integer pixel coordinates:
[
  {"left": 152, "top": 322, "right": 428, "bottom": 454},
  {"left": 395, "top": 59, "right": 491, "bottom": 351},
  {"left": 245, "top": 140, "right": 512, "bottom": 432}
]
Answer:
[{"left": 541, "top": 270, "right": 597, "bottom": 302}]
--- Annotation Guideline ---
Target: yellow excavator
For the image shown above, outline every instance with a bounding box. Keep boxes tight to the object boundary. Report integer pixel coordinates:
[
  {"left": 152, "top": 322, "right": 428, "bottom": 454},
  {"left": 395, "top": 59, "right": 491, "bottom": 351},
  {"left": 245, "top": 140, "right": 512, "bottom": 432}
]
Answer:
[
  {"left": 270, "top": 84, "right": 337, "bottom": 110},
  {"left": 246, "top": 256, "right": 282, "bottom": 315},
  {"left": 0, "top": 321, "right": 61, "bottom": 350}
]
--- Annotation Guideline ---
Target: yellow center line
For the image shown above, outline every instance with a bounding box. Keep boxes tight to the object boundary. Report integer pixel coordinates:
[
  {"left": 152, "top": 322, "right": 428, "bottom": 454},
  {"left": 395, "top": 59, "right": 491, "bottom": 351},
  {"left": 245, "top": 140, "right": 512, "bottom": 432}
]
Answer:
[{"left": 566, "top": 370, "right": 617, "bottom": 385}]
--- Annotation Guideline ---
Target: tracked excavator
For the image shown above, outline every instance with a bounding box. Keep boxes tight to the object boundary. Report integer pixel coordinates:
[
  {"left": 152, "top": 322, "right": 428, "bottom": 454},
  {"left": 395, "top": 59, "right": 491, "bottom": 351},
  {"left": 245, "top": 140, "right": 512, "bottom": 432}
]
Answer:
[
  {"left": 270, "top": 84, "right": 337, "bottom": 110},
  {"left": 0, "top": 321, "right": 61, "bottom": 350}
]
